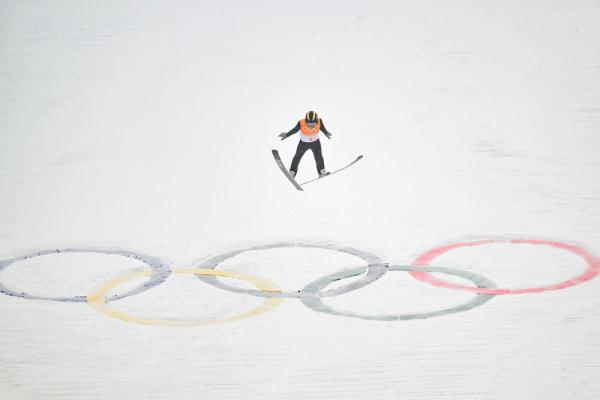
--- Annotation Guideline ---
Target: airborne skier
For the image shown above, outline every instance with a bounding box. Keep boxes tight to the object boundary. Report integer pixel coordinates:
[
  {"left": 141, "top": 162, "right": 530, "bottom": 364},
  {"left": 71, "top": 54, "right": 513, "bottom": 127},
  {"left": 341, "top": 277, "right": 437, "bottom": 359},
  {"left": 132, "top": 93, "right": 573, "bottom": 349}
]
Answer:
[{"left": 278, "top": 111, "right": 332, "bottom": 178}]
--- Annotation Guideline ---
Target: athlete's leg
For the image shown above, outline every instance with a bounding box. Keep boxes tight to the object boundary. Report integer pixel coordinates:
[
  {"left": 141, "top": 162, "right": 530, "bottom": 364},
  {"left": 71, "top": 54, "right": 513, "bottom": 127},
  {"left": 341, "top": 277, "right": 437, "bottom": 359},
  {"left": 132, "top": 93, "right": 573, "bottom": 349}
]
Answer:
[
  {"left": 290, "top": 141, "right": 310, "bottom": 175},
  {"left": 310, "top": 140, "right": 326, "bottom": 174}
]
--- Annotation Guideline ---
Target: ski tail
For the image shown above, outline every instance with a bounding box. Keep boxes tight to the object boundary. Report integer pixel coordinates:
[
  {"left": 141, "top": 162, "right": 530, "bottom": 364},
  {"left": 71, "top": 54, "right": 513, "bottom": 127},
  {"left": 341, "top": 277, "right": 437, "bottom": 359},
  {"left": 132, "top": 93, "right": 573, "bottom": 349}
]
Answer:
[{"left": 272, "top": 150, "right": 303, "bottom": 191}]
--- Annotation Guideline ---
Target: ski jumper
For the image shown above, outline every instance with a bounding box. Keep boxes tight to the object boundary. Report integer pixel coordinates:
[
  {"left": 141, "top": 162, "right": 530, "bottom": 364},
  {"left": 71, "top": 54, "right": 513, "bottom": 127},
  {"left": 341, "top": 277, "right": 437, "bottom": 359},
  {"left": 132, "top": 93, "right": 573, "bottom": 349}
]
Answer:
[{"left": 282, "top": 119, "right": 332, "bottom": 175}]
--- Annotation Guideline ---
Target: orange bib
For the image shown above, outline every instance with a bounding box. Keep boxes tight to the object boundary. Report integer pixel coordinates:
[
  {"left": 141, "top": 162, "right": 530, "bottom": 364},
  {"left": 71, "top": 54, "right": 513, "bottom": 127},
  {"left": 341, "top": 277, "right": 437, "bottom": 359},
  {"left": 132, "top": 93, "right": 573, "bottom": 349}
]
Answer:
[{"left": 299, "top": 119, "right": 320, "bottom": 136}]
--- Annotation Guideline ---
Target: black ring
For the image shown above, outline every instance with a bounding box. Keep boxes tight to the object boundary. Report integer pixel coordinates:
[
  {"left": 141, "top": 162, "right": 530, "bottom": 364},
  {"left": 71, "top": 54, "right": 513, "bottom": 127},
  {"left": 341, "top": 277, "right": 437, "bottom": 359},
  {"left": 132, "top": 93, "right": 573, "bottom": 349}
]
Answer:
[{"left": 195, "top": 242, "right": 387, "bottom": 298}]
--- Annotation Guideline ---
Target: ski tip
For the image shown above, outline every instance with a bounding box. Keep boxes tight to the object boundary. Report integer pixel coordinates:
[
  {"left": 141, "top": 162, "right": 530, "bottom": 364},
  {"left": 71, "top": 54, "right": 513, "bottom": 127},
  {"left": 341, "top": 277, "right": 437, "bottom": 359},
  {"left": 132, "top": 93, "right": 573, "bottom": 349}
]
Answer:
[
  {"left": 357, "top": 155, "right": 364, "bottom": 160},
  {"left": 271, "top": 149, "right": 279, "bottom": 155}
]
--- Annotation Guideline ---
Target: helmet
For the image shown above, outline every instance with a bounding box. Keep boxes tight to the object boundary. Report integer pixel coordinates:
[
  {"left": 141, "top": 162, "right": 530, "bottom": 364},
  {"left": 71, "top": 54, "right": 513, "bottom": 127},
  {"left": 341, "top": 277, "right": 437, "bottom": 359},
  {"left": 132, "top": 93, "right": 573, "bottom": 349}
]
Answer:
[{"left": 305, "top": 111, "right": 318, "bottom": 123}]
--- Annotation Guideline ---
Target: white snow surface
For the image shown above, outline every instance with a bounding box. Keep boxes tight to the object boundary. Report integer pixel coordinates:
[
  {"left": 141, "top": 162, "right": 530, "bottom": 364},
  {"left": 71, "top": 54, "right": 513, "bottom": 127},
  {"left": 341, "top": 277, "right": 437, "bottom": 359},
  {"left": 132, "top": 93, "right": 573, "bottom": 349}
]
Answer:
[{"left": 1, "top": 1, "right": 600, "bottom": 399}]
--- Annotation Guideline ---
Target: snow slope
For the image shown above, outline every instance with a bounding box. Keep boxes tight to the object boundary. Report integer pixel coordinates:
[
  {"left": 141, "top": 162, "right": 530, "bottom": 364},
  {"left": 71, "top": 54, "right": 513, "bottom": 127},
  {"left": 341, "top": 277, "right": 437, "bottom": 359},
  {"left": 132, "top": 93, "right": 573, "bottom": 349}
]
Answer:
[{"left": 1, "top": 1, "right": 600, "bottom": 399}]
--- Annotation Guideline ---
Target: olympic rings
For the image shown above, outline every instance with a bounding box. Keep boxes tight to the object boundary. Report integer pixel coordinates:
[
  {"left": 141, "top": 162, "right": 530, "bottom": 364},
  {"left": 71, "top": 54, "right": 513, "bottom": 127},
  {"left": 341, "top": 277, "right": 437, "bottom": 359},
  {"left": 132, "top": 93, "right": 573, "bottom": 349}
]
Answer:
[
  {"left": 0, "top": 248, "right": 170, "bottom": 303},
  {"left": 300, "top": 265, "right": 496, "bottom": 320},
  {"left": 0, "top": 237, "right": 598, "bottom": 327},
  {"left": 87, "top": 268, "right": 283, "bottom": 327},
  {"left": 195, "top": 242, "right": 387, "bottom": 298},
  {"left": 409, "top": 238, "right": 600, "bottom": 295}
]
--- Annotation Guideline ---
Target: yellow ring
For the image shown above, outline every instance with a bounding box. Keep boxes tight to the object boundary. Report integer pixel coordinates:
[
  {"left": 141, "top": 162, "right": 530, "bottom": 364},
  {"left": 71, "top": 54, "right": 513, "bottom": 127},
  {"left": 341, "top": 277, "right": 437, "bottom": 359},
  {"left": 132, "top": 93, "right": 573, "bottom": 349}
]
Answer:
[{"left": 87, "top": 268, "right": 283, "bottom": 327}]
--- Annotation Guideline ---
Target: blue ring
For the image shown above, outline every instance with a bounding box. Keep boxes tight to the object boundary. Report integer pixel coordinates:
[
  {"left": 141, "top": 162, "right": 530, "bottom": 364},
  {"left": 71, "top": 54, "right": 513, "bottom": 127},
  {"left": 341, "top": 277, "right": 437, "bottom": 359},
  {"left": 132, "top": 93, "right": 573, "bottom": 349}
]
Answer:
[{"left": 0, "top": 248, "right": 170, "bottom": 303}]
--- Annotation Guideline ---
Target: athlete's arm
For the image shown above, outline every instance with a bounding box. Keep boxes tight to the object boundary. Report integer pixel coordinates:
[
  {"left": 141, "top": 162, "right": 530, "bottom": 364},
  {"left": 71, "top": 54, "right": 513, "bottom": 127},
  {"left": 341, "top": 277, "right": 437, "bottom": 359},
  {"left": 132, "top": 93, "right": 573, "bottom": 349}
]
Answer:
[
  {"left": 278, "top": 121, "right": 301, "bottom": 140},
  {"left": 319, "top": 119, "right": 332, "bottom": 138}
]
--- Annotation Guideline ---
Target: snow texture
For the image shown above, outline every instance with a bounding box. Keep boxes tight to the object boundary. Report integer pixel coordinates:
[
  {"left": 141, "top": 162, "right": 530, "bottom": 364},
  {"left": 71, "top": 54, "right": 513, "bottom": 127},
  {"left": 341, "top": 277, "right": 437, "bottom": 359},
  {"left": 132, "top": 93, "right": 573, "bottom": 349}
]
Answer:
[{"left": 1, "top": 1, "right": 600, "bottom": 399}]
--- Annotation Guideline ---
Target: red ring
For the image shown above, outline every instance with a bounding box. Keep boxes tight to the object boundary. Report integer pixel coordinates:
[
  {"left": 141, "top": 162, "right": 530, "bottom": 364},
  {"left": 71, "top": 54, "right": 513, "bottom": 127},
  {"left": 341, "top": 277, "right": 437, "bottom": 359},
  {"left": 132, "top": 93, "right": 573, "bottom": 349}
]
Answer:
[{"left": 409, "top": 238, "right": 600, "bottom": 295}]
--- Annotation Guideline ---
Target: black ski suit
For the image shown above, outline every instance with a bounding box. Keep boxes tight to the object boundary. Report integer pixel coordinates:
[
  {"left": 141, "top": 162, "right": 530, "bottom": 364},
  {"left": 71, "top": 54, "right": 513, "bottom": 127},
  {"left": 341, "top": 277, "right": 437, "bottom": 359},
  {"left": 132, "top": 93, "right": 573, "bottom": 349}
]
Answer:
[{"left": 282, "top": 119, "right": 331, "bottom": 175}]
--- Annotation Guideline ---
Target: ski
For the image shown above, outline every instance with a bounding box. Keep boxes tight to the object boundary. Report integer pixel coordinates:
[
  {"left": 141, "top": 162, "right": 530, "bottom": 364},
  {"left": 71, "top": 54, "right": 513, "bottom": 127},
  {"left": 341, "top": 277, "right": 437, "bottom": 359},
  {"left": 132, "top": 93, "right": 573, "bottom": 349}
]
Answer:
[
  {"left": 272, "top": 149, "right": 304, "bottom": 191},
  {"left": 300, "top": 155, "right": 363, "bottom": 186}
]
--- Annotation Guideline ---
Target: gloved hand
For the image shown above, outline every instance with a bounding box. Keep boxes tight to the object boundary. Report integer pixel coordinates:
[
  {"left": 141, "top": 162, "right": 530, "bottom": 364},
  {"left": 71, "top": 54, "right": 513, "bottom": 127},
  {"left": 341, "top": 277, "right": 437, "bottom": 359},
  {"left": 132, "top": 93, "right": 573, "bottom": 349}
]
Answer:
[
  {"left": 324, "top": 131, "right": 332, "bottom": 139},
  {"left": 278, "top": 132, "right": 288, "bottom": 141}
]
